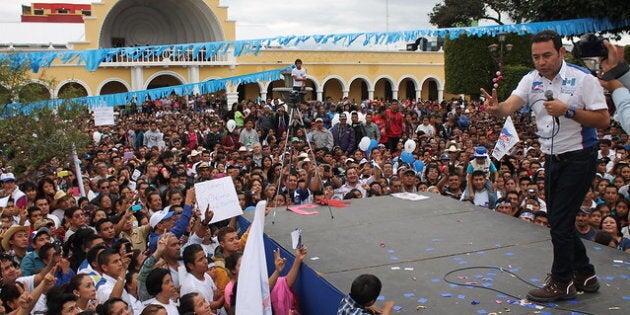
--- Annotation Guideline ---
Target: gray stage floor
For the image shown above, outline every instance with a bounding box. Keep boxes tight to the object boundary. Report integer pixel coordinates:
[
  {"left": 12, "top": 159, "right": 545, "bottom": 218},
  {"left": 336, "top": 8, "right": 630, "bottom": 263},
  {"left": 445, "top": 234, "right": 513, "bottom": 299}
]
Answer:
[{"left": 249, "top": 193, "right": 630, "bottom": 314}]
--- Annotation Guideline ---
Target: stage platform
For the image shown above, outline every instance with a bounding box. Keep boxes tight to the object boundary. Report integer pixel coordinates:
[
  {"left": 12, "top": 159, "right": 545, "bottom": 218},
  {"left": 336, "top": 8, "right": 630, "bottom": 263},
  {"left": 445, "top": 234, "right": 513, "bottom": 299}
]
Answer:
[{"left": 245, "top": 193, "right": 630, "bottom": 314}]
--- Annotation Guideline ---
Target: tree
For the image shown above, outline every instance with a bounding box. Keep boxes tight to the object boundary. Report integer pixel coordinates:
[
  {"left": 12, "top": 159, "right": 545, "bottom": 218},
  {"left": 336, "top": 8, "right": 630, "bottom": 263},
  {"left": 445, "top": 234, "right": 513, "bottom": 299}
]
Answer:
[
  {"left": 429, "top": 0, "right": 518, "bottom": 28},
  {"left": 430, "top": 0, "right": 629, "bottom": 98},
  {"left": 443, "top": 33, "right": 532, "bottom": 96},
  {"left": 0, "top": 56, "right": 91, "bottom": 179}
]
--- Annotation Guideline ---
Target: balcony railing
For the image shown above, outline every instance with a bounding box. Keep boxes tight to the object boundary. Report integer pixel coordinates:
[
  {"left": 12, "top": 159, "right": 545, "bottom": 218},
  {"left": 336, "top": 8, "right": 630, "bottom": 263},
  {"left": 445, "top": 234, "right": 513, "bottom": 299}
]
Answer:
[{"left": 100, "top": 48, "right": 234, "bottom": 67}]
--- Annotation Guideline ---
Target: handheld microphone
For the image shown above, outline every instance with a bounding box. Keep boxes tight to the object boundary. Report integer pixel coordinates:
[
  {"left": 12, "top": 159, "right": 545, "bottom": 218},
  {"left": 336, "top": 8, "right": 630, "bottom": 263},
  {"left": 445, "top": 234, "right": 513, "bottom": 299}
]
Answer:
[{"left": 545, "top": 90, "right": 560, "bottom": 125}]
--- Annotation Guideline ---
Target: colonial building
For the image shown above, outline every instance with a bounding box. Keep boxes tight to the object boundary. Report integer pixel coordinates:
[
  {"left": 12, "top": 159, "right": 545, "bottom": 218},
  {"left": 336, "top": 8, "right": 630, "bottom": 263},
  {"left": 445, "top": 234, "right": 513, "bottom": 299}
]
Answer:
[{"left": 1, "top": 0, "right": 446, "bottom": 106}]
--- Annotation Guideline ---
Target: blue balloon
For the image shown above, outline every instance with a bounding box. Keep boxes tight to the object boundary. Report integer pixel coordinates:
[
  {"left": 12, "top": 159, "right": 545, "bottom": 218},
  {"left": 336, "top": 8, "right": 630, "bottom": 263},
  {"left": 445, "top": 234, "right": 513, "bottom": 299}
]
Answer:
[
  {"left": 369, "top": 139, "right": 378, "bottom": 150},
  {"left": 400, "top": 151, "right": 414, "bottom": 164},
  {"left": 413, "top": 160, "right": 425, "bottom": 172}
]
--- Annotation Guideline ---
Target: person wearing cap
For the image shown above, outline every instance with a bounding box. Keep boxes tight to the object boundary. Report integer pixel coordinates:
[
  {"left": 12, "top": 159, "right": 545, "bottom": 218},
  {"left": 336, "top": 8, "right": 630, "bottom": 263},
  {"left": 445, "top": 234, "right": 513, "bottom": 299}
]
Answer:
[
  {"left": 482, "top": 30, "right": 608, "bottom": 301},
  {"left": 465, "top": 146, "right": 497, "bottom": 202},
  {"left": 1, "top": 173, "right": 27, "bottom": 209},
  {"left": 576, "top": 207, "right": 597, "bottom": 241},
  {"left": 20, "top": 227, "right": 52, "bottom": 276},
  {"left": 331, "top": 113, "right": 355, "bottom": 155},
  {"left": 147, "top": 188, "right": 194, "bottom": 255},
  {"left": 401, "top": 169, "right": 418, "bottom": 193},
  {"left": 309, "top": 117, "right": 334, "bottom": 150}
]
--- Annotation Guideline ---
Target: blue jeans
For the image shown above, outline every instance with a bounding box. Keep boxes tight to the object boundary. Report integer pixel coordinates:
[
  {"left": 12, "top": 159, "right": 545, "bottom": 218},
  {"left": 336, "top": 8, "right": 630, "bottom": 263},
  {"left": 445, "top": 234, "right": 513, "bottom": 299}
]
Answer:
[{"left": 545, "top": 146, "right": 597, "bottom": 281}]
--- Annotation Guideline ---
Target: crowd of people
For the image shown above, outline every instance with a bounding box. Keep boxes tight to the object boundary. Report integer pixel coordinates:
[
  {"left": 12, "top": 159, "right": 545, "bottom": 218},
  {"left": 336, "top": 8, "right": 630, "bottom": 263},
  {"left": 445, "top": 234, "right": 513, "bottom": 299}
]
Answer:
[{"left": 0, "top": 64, "right": 629, "bottom": 314}]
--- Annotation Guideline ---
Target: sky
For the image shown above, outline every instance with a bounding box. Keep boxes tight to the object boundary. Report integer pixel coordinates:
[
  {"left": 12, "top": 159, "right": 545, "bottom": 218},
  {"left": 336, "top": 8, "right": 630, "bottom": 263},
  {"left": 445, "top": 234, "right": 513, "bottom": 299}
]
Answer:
[
  {"left": 0, "top": 0, "right": 626, "bottom": 44},
  {"left": 0, "top": 0, "right": 442, "bottom": 39}
]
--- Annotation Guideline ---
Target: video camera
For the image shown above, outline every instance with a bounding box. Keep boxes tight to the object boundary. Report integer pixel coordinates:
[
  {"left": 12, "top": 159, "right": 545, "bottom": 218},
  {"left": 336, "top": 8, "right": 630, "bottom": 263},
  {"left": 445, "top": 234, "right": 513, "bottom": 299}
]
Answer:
[{"left": 572, "top": 33, "right": 608, "bottom": 59}]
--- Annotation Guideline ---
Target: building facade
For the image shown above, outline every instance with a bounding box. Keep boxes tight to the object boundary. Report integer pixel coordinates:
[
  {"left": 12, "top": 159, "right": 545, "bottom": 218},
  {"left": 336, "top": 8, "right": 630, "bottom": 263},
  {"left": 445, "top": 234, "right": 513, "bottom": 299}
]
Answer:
[{"left": 1, "top": 0, "right": 446, "bottom": 106}]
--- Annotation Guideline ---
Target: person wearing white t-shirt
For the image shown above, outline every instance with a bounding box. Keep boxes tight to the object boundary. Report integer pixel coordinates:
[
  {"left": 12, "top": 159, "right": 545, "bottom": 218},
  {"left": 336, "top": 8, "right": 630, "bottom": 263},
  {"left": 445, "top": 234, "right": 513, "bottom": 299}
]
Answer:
[
  {"left": 143, "top": 268, "right": 179, "bottom": 315},
  {"left": 291, "top": 59, "right": 307, "bottom": 90},
  {"left": 180, "top": 244, "right": 224, "bottom": 311},
  {"left": 96, "top": 248, "right": 141, "bottom": 314}
]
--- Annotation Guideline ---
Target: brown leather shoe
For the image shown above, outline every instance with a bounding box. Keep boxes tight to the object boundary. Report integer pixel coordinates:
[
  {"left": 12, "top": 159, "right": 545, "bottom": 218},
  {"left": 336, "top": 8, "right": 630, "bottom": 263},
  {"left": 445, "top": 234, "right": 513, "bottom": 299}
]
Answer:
[
  {"left": 527, "top": 275, "right": 577, "bottom": 303},
  {"left": 573, "top": 272, "right": 600, "bottom": 293}
]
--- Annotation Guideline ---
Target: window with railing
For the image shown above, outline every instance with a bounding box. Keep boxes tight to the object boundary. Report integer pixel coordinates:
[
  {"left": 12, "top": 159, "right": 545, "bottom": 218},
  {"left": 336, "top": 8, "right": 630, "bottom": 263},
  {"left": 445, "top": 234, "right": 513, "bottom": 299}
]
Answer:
[{"left": 102, "top": 47, "right": 230, "bottom": 64}]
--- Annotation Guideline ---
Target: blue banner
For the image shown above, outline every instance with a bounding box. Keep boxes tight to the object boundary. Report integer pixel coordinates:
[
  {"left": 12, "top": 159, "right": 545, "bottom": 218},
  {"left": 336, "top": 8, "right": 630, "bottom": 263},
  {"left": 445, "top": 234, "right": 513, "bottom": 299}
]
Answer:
[{"left": 0, "top": 17, "right": 627, "bottom": 72}]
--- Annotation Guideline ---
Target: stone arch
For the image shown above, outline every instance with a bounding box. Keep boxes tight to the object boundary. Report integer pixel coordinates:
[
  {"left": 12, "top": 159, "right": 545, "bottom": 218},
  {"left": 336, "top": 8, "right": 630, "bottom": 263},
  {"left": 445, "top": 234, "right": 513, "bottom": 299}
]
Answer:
[
  {"left": 373, "top": 75, "right": 395, "bottom": 101},
  {"left": 18, "top": 80, "right": 51, "bottom": 102},
  {"left": 55, "top": 79, "right": 91, "bottom": 98},
  {"left": 397, "top": 75, "right": 420, "bottom": 101},
  {"left": 348, "top": 75, "right": 371, "bottom": 103},
  {"left": 265, "top": 79, "right": 286, "bottom": 101},
  {"left": 237, "top": 82, "right": 262, "bottom": 102},
  {"left": 144, "top": 71, "right": 186, "bottom": 90},
  {"left": 321, "top": 76, "right": 346, "bottom": 102},
  {"left": 304, "top": 77, "right": 318, "bottom": 101},
  {"left": 420, "top": 76, "right": 443, "bottom": 101},
  {"left": 99, "top": 0, "right": 225, "bottom": 48},
  {"left": 98, "top": 79, "right": 131, "bottom": 95}
]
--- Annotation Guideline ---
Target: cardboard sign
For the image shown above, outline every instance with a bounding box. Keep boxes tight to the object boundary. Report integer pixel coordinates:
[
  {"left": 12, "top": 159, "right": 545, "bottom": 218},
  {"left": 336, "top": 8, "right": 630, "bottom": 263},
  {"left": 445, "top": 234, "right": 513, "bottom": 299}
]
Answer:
[
  {"left": 93, "top": 106, "right": 115, "bottom": 126},
  {"left": 194, "top": 177, "right": 243, "bottom": 223}
]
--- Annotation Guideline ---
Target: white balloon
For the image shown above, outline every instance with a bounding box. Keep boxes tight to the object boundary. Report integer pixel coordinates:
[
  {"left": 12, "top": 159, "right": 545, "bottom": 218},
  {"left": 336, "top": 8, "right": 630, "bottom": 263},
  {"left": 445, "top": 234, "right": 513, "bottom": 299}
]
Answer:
[
  {"left": 358, "top": 111, "right": 366, "bottom": 124},
  {"left": 358, "top": 136, "right": 371, "bottom": 151},
  {"left": 331, "top": 113, "right": 340, "bottom": 126},
  {"left": 404, "top": 139, "right": 416, "bottom": 153},
  {"left": 227, "top": 119, "right": 237, "bottom": 132}
]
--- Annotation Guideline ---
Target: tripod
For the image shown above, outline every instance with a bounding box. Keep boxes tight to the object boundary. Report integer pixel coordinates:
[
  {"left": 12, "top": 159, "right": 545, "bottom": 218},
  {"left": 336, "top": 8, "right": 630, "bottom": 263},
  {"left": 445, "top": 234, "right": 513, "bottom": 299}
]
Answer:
[{"left": 271, "top": 88, "right": 334, "bottom": 223}]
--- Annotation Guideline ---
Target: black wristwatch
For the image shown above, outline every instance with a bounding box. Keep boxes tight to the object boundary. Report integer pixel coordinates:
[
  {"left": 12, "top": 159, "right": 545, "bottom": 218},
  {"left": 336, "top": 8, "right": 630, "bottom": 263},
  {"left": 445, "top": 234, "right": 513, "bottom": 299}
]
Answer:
[{"left": 564, "top": 105, "right": 576, "bottom": 119}]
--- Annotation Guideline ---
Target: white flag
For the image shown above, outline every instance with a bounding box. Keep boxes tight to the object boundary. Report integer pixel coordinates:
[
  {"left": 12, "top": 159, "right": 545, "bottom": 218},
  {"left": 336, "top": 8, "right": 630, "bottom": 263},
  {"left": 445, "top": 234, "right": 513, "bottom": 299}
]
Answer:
[
  {"left": 492, "top": 116, "right": 520, "bottom": 160},
  {"left": 236, "top": 201, "right": 272, "bottom": 315}
]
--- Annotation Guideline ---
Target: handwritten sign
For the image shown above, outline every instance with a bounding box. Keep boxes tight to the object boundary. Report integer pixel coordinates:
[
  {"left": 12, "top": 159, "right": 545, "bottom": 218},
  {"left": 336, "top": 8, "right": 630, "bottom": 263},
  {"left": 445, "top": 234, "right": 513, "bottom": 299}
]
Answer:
[
  {"left": 194, "top": 177, "right": 243, "bottom": 223},
  {"left": 93, "top": 106, "right": 115, "bottom": 126}
]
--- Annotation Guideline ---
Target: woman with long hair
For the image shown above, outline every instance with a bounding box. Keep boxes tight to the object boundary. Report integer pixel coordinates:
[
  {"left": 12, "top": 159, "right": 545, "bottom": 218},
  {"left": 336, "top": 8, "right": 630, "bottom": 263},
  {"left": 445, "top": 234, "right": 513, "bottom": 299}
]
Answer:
[
  {"left": 66, "top": 274, "right": 97, "bottom": 312},
  {"left": 600, "top": 215, "right": 630, "bottom": 253}
]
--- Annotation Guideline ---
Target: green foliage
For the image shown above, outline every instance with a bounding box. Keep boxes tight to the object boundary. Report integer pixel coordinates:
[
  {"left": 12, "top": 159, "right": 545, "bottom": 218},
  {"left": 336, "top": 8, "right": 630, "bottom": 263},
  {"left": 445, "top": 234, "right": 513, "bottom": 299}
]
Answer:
[
  {"left": 0, "top": 57, "right": 90, "bottom": 179},
  {"left": 497, "top": 65, "right": 532, "bottom": 100},
  {"left": 444, "top": 33, "right": 533, "bottom": 96}
]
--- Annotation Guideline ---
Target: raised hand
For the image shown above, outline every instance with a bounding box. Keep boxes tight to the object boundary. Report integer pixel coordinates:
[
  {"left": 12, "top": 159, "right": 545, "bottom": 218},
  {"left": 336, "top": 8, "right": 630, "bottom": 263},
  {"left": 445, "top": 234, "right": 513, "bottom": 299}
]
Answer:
[
  {"left": 480, "top": 88, "right": 500, "bottom": 116},
  {"left": 273, "top": 248, "right": 286, "bottom": 272}
]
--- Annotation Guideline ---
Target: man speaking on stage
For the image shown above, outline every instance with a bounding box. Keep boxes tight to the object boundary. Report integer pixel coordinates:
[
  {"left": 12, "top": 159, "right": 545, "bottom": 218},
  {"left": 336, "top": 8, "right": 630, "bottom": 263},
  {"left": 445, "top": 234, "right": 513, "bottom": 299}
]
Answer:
[{"left": 481, "top": 30, "right": 609, "bottom": 303}]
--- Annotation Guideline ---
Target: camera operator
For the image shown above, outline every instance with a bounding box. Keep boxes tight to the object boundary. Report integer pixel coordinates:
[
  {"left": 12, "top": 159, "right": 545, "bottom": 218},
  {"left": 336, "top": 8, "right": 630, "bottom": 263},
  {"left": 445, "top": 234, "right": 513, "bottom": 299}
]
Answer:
[
  {"left": 291, "top": 59, "right": 307, "bottom": 91},
  {"left": 599, "top": 40, "right": 630, "bottom": 133}
]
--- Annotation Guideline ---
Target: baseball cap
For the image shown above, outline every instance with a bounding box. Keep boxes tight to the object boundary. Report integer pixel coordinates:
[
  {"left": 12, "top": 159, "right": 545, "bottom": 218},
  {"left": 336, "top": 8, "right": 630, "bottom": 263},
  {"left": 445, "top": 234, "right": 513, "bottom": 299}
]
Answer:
[
  {"left": 1, "top": 173, "right": 16, "bottom": 182},
  {"left": 315, "top": 117, "right": 323, "bottom": 123},
  {"left": 149, "top": 210, "right": 175, "bottom": 228},
  {"left": 473, "top": 146, "right": 488, "bottom": 159},
  {"left": 30, "top": 227, "right": 51, "bottom": 244}
]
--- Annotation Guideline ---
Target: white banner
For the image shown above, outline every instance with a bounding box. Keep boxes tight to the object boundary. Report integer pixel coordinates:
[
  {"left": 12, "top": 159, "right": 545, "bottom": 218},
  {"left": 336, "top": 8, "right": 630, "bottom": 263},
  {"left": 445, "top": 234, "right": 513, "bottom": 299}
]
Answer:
[
  {"left": 492, "top": 116, "right": 520, "bottom": 160},
  {"left": 194, "top": 177, "right": 243, "bottom": 223},
  {"left": 236, "top": 201, "right": 272, "bottom": 315},
  {"left": 93, "top": 106, "right": 115, "bottom": 126}
]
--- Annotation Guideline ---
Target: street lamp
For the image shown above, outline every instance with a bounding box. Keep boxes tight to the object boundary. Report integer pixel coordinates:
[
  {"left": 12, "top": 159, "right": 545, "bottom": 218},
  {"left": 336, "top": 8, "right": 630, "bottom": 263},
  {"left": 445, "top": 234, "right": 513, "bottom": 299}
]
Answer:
[
  {"left": 487, "top": 33, "right": 513, "bottom": 69},
  {"left": 487, "top": 33, "right": 513, "bottom": 89}
]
